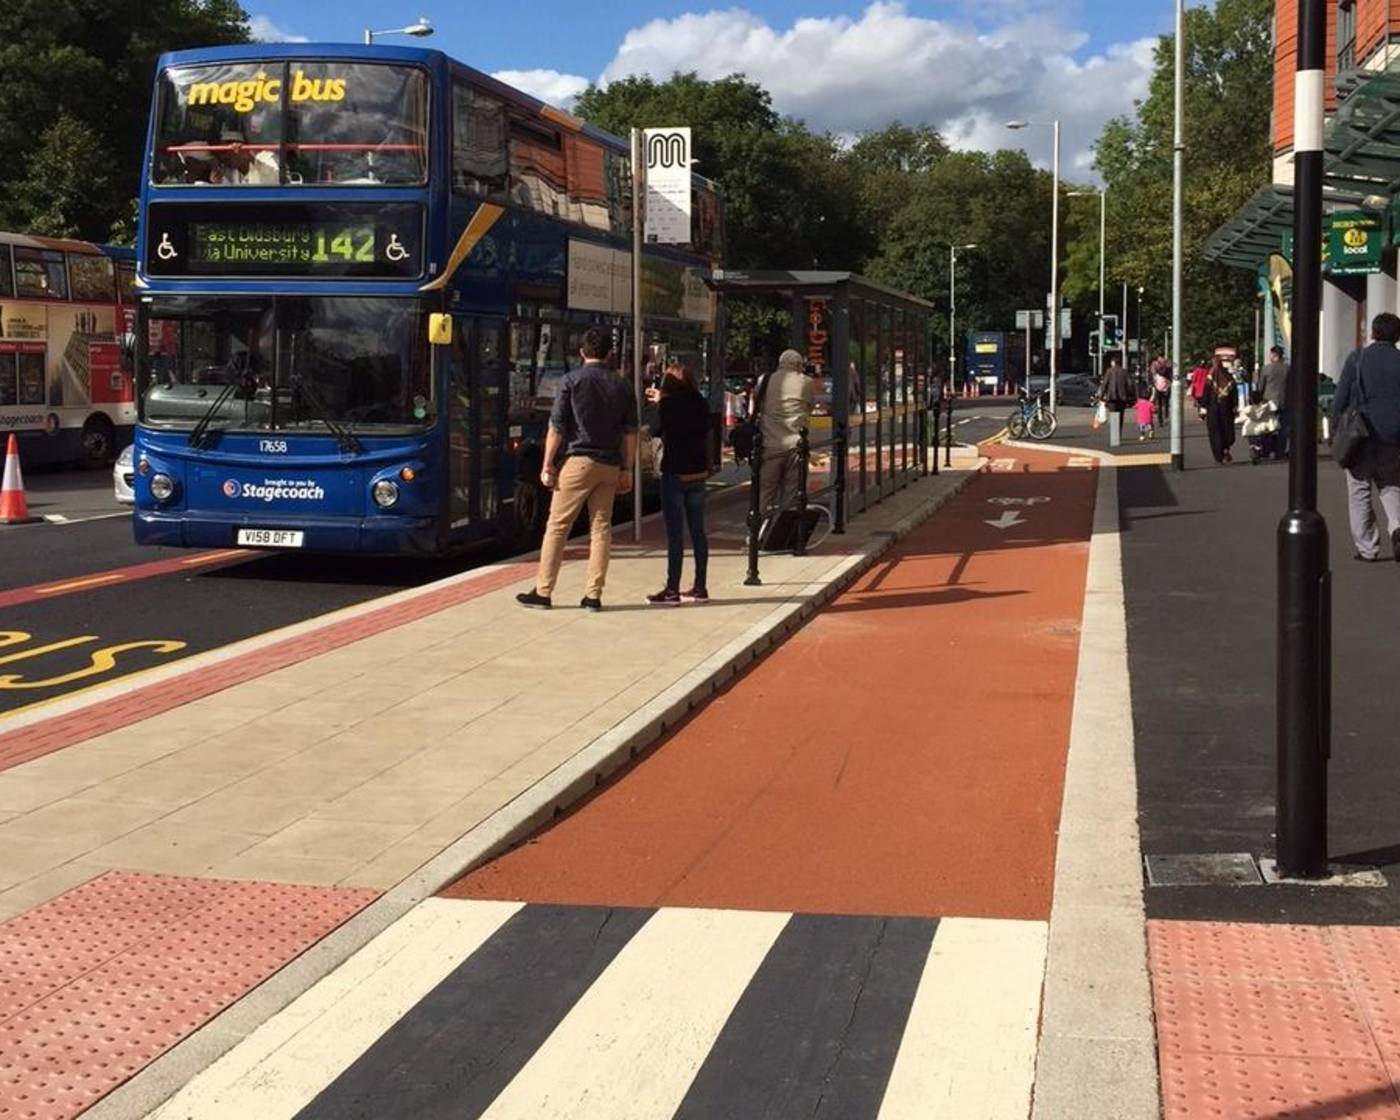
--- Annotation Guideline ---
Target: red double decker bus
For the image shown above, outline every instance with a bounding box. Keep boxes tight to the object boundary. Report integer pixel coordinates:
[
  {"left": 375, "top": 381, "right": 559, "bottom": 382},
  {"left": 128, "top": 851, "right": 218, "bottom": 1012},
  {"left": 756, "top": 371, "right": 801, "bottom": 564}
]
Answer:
[{"left": 0, "top": 232, "right": 137, "bottom": 466}]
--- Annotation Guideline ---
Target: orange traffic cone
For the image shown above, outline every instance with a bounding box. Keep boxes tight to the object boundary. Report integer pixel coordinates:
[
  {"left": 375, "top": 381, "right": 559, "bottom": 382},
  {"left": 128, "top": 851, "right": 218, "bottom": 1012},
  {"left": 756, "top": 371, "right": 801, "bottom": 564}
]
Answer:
[{"left": 0, "top": 434, "right": 39, "bottom": 524}]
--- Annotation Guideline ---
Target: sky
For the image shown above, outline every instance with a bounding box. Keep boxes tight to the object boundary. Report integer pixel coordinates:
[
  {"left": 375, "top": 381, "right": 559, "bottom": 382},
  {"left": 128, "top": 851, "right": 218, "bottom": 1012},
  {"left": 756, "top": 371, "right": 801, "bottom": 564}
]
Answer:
[{"left": 246, "top": 0, "right": 1181, "bottom": 177}]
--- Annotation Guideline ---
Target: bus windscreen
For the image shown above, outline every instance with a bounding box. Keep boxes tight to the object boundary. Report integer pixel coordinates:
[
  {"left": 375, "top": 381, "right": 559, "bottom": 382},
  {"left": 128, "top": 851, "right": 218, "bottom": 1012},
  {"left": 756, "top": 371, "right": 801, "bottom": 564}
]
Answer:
[{"left": 153, "top": 62, "right": 428, "bottom": 187}]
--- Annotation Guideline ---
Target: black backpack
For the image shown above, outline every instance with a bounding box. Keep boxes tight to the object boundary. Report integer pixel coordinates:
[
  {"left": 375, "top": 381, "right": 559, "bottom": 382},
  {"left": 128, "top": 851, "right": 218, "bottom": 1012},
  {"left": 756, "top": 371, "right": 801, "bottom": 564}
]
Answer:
[{"left": 727, "top": 373, "right": 772, "bottom": 465}]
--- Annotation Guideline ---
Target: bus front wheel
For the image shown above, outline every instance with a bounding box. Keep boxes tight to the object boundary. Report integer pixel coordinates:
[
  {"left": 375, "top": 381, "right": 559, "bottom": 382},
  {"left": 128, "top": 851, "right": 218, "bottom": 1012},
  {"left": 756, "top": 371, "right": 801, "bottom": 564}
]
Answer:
[{"left": 81, "top": 414, "right": 116, "bottom": 466}]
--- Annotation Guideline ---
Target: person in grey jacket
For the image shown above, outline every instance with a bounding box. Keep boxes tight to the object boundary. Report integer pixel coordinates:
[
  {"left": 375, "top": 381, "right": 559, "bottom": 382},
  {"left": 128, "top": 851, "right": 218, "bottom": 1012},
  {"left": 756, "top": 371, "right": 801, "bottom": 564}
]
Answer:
[
  {"left": 1257, "top": 346, "right": 1290, "bottom": 458},
  {"left": 1332, "top": 313, "right": 1400, "bottom": 562}
]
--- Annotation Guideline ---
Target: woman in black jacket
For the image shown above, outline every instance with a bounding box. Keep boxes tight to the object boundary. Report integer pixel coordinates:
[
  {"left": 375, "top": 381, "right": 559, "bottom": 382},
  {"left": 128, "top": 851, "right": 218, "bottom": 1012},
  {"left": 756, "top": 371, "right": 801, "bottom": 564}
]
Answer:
[{"left": 645, "top": 358, "right": 712, "bottom": 605}]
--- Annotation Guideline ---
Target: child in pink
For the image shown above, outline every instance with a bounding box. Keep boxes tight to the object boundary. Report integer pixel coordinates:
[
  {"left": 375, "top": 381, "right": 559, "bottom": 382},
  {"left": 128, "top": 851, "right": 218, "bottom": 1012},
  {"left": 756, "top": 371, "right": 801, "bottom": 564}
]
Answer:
[{"left": 1134, "top": 393, "right": 1156, "bottom": 440}]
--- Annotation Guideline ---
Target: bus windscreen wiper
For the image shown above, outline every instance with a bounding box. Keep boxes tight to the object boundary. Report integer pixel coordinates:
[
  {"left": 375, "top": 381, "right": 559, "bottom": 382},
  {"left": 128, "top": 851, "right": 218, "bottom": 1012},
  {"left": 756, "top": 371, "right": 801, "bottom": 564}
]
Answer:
[
  {"left": 289, "top": 374, "right": 362, "bottom": 454},
  {"left": 188, "top": 379, "right": 241, "bottom": 448}
]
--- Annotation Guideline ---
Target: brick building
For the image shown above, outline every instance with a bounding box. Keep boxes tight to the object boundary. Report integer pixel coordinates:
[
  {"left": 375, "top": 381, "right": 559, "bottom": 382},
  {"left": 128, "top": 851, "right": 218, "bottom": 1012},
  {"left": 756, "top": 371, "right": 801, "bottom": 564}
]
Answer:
[{"left": 1208, "top": 0, "right": 1400, "bottom": 371}]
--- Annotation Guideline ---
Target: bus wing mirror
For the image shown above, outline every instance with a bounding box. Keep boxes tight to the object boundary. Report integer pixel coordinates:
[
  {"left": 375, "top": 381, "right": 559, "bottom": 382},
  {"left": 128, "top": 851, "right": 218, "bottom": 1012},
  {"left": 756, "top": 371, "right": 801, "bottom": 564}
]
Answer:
[{"left": 428, "top": 313, "right": 453, "bottom": 346}]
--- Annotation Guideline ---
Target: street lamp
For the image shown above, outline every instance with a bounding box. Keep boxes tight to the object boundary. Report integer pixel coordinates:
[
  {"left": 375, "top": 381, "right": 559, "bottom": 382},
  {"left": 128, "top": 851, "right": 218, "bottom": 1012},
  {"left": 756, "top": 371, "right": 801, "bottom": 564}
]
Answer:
[
  {"left": 1067, "top": 188, "right": 1106, "bottom": 381},
  {"left": 1008, "top": 119, "right": 1061, "bottom": 415},
  {"left": 364, "top": 17, "right": 433, "bottom": 45},
  {"left": 947, "top": 243, "right": 977, "bottom": 392},
  {"left": 1135, "top": 285, "right": 1145, "bottom": 366}
]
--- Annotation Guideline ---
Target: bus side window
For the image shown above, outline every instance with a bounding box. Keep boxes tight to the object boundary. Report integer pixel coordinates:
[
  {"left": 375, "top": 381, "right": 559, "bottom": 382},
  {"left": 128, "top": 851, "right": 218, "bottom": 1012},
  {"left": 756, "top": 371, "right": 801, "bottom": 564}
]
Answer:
[
  {"left": 452, "top": 83, "right": 508, "bottom": 201},
  {"left": 0, "top": 244, "right": 13, "bottom": 298}
]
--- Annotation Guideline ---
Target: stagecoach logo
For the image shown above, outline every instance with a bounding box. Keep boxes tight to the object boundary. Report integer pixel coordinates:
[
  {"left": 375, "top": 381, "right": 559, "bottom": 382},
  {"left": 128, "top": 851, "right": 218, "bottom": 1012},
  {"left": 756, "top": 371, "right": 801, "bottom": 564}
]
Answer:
[
  {"left": 224, "top": 477, "right": 326, "bottom": 502},
  {"left": 187, "top": 71, "right": 348, "bottom": 114}
]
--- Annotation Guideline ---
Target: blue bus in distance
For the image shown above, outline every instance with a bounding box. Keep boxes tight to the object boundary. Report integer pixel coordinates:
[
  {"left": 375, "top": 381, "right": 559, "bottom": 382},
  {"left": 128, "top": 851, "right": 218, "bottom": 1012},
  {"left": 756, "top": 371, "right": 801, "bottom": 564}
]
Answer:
[{"left": 132, "top": 44, "right": 722, "bottom": 555}]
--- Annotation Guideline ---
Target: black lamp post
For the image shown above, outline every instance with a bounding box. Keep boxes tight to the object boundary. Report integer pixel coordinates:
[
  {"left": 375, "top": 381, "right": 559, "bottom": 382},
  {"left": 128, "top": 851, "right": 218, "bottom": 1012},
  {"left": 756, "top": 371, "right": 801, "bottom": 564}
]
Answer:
[{"left": 1277, "top": 0, "right": 1330, "bottom": 880}]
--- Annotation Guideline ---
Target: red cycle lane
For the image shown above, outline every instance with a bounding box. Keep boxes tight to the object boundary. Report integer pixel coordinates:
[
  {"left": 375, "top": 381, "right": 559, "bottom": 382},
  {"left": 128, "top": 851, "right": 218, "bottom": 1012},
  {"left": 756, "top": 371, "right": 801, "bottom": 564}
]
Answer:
[{"left": 450, "top": 448, "right": 1099, "bottom": 921}]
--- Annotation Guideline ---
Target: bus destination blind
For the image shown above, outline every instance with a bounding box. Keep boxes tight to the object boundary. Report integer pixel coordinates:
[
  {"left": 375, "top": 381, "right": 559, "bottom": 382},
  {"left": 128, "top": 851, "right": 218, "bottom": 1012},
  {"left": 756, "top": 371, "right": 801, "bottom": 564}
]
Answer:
[
  {"left": 145, "top": 203, "right": 422, "bottom": 279},
  {"left": 191, "top": 222, "right": 377, "bottom": 269}
]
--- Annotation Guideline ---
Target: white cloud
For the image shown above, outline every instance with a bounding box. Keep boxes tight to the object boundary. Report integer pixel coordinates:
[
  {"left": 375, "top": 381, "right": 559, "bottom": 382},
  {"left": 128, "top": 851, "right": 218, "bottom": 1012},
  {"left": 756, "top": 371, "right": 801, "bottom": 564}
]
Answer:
[
  {"left": 491, "top": 69, "right": 591, "bottom": 109},
  {"left": 248, "top": 14, "right": 309, "bottom": 43},
  {"left": 501, "top": 3, "right": 1157, "bottom": 179}
]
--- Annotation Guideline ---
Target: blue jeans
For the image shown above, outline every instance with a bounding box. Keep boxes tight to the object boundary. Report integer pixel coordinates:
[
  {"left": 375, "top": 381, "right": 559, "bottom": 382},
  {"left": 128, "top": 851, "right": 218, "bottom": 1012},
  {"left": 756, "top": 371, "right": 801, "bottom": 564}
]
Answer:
[{"left": 661, "top": 474, "right": 708, "bottom": 591}]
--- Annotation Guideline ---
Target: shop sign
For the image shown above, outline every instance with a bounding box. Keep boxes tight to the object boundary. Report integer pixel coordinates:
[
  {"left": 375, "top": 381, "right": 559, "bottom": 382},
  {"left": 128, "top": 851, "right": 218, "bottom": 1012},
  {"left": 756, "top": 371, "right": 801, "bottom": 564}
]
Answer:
[{"left": 1326, "top": 211, "right": 1383, "bottom": 276}]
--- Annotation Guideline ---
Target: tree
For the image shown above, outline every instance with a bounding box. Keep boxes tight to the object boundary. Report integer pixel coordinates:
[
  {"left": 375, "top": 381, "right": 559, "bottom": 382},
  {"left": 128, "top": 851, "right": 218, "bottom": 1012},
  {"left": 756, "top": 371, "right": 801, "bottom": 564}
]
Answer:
[
  {"left": 0, "top": 0, "right": 250, "bottom": 242},
  {"left": 1066, "top": 0, "right": 1273, "bottom": 360},
  {"left": 575, "top": 73, "right": 874, "bottom": 362}
]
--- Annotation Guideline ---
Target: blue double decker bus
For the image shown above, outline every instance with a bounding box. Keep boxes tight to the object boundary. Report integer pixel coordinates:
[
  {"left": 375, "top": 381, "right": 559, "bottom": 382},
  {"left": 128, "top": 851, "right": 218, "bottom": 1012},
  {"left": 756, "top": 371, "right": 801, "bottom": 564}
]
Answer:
[{"left": 132, "top": 44, "right": 722, "bottom": 554}]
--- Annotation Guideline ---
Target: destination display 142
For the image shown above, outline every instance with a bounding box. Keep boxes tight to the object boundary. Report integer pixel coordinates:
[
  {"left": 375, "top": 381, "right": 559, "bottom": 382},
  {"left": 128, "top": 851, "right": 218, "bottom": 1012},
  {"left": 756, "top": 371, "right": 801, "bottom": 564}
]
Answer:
[
  {"left": 191, "top": 223, "right": 383, "bottom": 267},
  {"left": 144, "top": 204, "right": 422, "bottom": 278}
]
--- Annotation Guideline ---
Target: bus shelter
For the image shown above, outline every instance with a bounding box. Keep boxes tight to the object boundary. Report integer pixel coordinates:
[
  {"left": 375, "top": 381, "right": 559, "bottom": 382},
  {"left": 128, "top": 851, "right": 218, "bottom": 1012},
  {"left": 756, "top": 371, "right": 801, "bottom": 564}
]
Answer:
[{"left": 710, "top": 270, "right": 937, "bottom": 532}]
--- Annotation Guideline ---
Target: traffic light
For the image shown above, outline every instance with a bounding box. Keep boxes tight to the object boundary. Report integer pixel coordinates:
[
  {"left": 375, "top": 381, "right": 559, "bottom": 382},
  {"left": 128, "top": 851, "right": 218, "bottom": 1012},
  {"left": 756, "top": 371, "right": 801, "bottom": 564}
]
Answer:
[{"left": 1102, "top": 314, "right": 1120, "bottom": 348}]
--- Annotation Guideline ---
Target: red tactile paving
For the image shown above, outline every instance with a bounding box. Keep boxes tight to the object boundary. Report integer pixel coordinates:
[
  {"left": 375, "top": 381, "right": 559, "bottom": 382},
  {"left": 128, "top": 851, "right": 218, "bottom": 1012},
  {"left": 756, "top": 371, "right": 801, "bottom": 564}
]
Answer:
[
  {"left": 0, "top": 870, "right": 375, "bottom": 1120},
  {"left": 1150, "top": 920, "right": 1400, "bottom": 1118},
  {"left": 1159, "top": 1052, "right": 1400, "bottom": 1120}
]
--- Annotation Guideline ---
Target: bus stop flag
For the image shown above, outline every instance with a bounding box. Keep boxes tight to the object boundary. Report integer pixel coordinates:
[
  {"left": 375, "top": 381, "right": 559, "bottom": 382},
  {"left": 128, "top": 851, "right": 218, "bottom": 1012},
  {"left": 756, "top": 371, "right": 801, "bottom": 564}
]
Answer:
[{"left": 643, "top": 128, "right": 692, "bottom": 244}]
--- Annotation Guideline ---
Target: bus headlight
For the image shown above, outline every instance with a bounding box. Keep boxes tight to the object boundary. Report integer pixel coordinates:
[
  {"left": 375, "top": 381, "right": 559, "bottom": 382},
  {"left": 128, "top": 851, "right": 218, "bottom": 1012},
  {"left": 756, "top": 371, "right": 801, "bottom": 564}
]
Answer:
[
  {"left": 149, "top": 473, "right": 175, "bottom": 502},
  {"left": 371, "top": 479, "right": 400, "bottom": 509}
]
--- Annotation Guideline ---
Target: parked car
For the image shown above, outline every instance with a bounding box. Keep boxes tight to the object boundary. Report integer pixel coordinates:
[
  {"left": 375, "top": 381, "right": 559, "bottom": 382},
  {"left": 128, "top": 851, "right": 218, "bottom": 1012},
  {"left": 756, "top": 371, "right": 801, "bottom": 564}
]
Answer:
[
  {"left": 114, "top": 443, "right": 134, "bottom": 504},
  {"left": 1026, "top": 373, "right": 1100, "bottom": 408}
]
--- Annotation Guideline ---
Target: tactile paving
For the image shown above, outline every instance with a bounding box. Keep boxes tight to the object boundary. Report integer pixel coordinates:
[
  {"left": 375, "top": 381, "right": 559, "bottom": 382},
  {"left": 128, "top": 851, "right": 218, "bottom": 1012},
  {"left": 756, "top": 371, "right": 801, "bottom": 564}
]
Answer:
[
  {"left": 1150, "top": 921, "right": 1400, "bottom": 1118},
  {"left": 1159, "top": 1051, "right": 1400, "bottom": 1119},
  {"left": 0, "top": 870, "right": 375, "bottom": 1120},
  {"left": 1149, "top": 920, "right": 1347, "bottom": 985}
]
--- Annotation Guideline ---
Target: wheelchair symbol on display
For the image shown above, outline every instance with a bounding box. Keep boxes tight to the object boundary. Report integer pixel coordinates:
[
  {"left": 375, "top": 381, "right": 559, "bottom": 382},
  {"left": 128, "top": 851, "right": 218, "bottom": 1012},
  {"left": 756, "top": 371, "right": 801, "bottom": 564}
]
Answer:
[
  {"left": 385, "top": 234, "right": 408, "bottom": 262},
  {"left": 156, "top": 233, "right": 178, "bottom": 261}
]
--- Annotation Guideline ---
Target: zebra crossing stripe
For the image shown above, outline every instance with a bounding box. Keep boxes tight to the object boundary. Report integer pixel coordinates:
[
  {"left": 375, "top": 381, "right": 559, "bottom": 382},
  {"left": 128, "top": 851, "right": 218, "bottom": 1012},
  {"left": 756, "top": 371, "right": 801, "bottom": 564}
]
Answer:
[
  {"left": 479, "top": 906, "right": 789, "bottom": 1119},
  {"left": 673, "top": 914, "right": 936, "bottom": 1119},
  {"left": 143, "top": 904, "right": 1049, "bottom": 1119},
  {"left": 295, "top": 905, "right": 653, "bottom": 1119},
  {"left": 877, "top": 917, "right": 1047, "bottom": 1119},
  {"left": 147, "top": 899, "right": 524, "bottom": 1120}
]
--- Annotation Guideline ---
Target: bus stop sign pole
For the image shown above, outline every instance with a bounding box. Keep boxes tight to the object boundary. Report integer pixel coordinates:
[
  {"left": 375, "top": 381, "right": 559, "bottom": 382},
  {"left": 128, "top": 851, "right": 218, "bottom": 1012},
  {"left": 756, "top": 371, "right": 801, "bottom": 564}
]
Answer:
[
  {"left": 1277, "top": 0, "right": 1330, "bottom": 880},
  {"left": 630, "top": 128, "right": 644, "bottom": 543}
]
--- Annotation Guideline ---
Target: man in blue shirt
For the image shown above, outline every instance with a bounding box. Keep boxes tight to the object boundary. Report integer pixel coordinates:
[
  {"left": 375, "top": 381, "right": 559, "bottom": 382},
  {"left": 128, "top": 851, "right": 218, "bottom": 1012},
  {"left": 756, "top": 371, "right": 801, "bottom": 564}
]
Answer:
[{"left": 517, "top": 328, "right": 638, "bottom": 611}]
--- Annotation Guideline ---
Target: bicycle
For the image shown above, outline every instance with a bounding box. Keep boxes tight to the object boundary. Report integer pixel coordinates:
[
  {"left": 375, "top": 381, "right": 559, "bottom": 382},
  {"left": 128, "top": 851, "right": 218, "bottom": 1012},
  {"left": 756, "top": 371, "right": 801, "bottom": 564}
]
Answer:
[{"left": 1006, "top": 390, "right": 1058, "bottom": 440}]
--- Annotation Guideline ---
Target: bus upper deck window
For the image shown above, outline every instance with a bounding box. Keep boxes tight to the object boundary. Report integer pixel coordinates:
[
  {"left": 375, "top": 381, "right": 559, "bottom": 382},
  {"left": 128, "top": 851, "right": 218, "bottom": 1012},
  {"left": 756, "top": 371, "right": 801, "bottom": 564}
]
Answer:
[{"left": 13, "top": 248, "right": 67, "bottom": 300}]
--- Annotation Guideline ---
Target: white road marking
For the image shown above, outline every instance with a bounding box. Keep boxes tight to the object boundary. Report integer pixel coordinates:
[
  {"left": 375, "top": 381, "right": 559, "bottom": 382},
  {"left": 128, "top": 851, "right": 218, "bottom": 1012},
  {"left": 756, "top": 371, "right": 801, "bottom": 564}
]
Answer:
[
  {"left": 985, "top": 511, "right": 1026, "bottom": 530},
  {"left": 1066, "top": 456, "right": 1096, "bottom": 469},
  {"left": 989, "top": 458, "right": 1017, "bottom": 473},
  {"left": 147, "top": 898, "right": 523, "bottom": 1120},
  {"left": 878, "top": 917, "right": 1047, "bottom": 1120},
  {"left": 481, "top": 907, "right": 788, "bottom": 1120}
]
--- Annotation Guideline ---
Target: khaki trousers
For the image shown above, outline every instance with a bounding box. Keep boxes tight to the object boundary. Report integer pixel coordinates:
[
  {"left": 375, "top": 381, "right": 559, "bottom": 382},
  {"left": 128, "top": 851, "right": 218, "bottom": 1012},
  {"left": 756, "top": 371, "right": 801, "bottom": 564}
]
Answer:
[{"left": 536, "top": 456, "right": 620, "bottom": 599}]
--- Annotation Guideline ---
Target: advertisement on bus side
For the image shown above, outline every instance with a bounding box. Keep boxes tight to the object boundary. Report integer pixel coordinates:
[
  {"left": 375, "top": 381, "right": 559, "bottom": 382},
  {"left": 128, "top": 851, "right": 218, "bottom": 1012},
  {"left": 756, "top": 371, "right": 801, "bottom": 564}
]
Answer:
[{"left": 0, "top": 301, "right": 135, "bottom": 432}]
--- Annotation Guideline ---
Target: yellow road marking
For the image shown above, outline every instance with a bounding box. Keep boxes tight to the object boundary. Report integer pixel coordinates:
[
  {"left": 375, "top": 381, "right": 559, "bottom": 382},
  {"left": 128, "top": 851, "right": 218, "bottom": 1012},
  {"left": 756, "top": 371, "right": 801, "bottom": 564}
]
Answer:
[
  {"left": 0, "top": 636, "right": 98, "bottom": 666},
  {"left": 180, "top": 549, "right": 244, "bottom": 566},
  {"left": 34, "top": 573, "right": 125, "bottom": 595},
  {"left": 978, "top": 427, "right": 1009, "bottom": 446}
]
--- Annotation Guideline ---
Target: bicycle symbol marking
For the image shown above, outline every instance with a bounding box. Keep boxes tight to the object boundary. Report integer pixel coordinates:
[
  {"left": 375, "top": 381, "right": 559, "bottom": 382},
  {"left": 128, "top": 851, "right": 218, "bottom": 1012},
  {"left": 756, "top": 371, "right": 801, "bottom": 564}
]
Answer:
[
  {"left": 156, "top": 233, "right": 178, "bottom": 261},
  {"left": 987, "top": 496, "right": 1051, "bottom": 507},
  {"left": 385, "top": 234, "right": 408, "bottom": 262}
]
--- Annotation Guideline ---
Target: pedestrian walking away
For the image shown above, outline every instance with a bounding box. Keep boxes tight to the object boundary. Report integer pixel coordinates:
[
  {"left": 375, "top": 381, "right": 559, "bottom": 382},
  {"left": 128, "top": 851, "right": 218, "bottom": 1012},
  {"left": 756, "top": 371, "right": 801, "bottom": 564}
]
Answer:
[
  {"left": 1256, "top": 345, "right": 1291, "bottom": 459},
  {"left": 1135, "top": 390, "right": 1156, "bottom": 441},
  {"left": 1240, "top": 392, "right": 1280, "bottom": 464},
  {"left": 759, "top": 349, "right": 815, "bottom": 512},
  {"left": 1203, "top": 355, "right": 1238, "bottom": 464},
  {"left": 645, "top": 357, "right": 713, "bottom": 605},
  {"left": 1190, "top": 355, "right": 1211, "bottom": 413},
  {"left": 517, "top": 328, "right": 638, "bottom": 612},
  {"left": 1332, "top": 312, "right": 1400, "bottom": 562},
  {"left": 1151, "top": 355, "right": 1171, "bottom": 427},
  {"left": 1098, "top": 358, "right": 1135, "bottom": 438}
]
